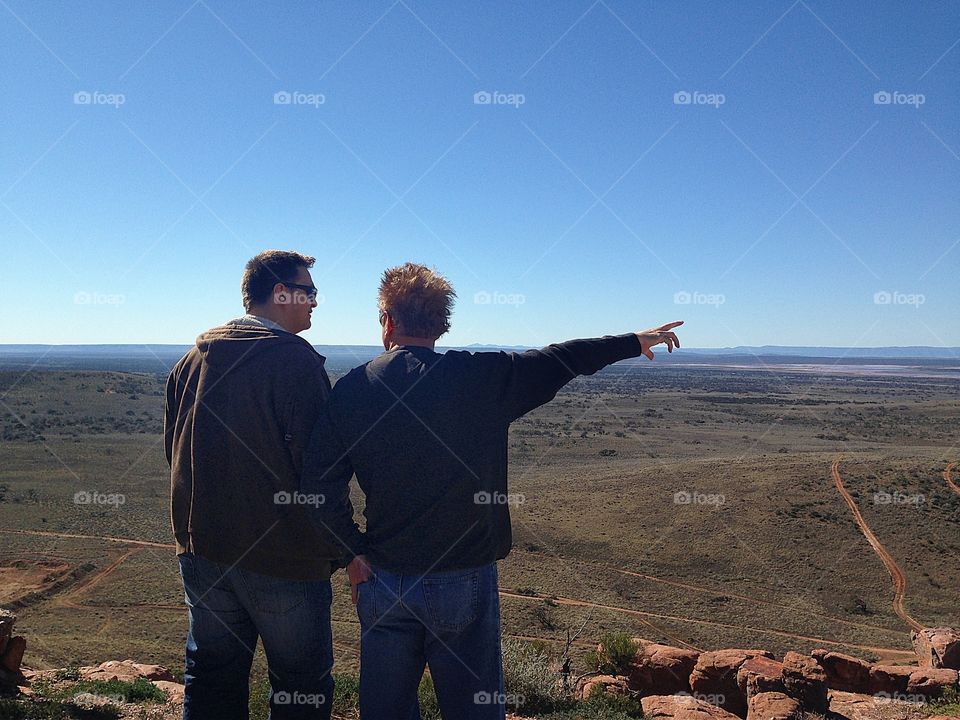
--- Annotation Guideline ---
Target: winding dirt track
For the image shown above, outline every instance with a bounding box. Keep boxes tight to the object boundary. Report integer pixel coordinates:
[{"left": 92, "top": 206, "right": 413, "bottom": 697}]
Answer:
[
  {"left": 831, "top": 457, "right": 922, "bottom": 632},
  {"left": 945, "top": 462, "right": 960, "bottom": 496}
]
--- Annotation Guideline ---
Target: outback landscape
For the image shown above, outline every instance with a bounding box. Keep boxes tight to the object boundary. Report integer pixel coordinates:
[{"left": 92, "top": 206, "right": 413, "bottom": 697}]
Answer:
[{"left": 1, "top": 349, "right": 958, "bottom": 718}]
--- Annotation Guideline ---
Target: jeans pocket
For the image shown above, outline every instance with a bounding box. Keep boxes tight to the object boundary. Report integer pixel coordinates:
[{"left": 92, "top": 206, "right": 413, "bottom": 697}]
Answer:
[
  {"left": 421, "top": 568, "right": 480, "bottom": 633},
  {"left": 355, "top": 576, "right": 379, "bottom": 626},
  {"left": 237, "top": 568, "right": 308, "bottom": 615}
]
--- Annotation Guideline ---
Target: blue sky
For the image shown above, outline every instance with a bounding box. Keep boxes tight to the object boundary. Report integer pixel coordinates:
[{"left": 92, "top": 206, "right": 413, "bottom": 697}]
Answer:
[{"left": 1, "top": 0, "right": 957, "bottom": 348}]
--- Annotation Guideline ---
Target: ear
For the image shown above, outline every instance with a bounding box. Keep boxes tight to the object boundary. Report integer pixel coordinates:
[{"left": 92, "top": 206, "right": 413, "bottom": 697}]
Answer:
[{"left": 272, "top": 282, "right": 287, "bottom": 305}]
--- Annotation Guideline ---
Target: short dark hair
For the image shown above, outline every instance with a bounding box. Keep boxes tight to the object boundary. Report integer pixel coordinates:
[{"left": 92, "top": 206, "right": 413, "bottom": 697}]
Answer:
[
  {"left": 242, "top": 250, "right": 316, "bottom": 310},
  {"left": 378, "top": 263, "right": 456, "bottom": 338}
]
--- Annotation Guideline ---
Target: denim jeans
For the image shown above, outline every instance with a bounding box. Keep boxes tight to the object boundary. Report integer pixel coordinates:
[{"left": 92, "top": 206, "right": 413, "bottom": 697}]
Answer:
[
  {"left": 357, "top": 562, "right": 505, "bottom": 720},
  {"left": 178, "top": 552, "right": 335, "bottom": 720}
]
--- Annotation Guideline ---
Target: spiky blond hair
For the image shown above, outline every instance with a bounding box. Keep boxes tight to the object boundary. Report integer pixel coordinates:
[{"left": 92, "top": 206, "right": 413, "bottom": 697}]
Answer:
[{"left": 378, "top": 262, "right": 456, "bottom": 339}]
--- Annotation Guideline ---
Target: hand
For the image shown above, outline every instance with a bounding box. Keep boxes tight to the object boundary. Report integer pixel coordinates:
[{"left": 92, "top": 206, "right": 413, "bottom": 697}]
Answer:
[
  {"left": 347, "top": 555, "right": 372, "bottom": 605},
  {"left": 636, "top": 321, "right": 683, "bottom": 360}
]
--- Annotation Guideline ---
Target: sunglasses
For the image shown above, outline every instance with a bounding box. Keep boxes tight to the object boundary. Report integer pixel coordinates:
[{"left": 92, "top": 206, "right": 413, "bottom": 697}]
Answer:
[{"left": 283, "top": 282, "right": 319, "bottom": 300}]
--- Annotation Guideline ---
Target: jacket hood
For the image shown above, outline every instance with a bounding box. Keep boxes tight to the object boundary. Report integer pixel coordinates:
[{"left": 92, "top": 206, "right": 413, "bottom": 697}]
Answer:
[{"left": 195, "top": 324, "right": 318, "bottom": 371}]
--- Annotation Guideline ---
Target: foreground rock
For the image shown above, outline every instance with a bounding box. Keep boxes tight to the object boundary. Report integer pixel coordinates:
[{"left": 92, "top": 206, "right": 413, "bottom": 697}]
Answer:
[
  {"left": 628, "top": 642, "right": 700, "bottom": 696},
  {"left": 780, "top": 651, "right": 827, "bottom": 714},
  {"left": 0, "top": 611, "right": 26, "bottom": 690},
  {"left": 913, "top": 628, "right": 960, "bottom": 670},
  {"left": 576, "top": 673, "right": 630, "bottom": 700},
  {"left": 906, "top": 667, "right": 959, "bottom": 699},
  {"left": 828, "top": 690, "right": 928, "bottom": 720},
  {"left": 746, "top": 691, "right": 801, "bottom": 720},
  {"left": 811, "top": 649, "right": 871, "bottom": 693},
  {"left": 691, "top": 649, "right": 774, "bottom": 716},
  {"left": 642, "top": 693, "right": 742, "bottom": 720},
  {"left": 79, "top": 659, "right": 176, "bottom": 683}
]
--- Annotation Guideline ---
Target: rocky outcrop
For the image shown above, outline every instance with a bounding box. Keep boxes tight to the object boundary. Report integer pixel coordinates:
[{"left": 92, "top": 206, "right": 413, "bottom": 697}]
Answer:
[
  {"left": 811, "top": 649, "right": 872, "bottom": 693},
  {"left": 690, "top": 649, "right": 774, "bottom": 716},
  {"left": 642, "top": 693, "right": 742, "bottom": 720},
  {"left": 628, "top": 642, "right": 700, "bottom": 696},
  {"left": 78, "top": 659, "right": 176, "bottom": 683},
  {"left": 576, "top": 673, "right": 630, "bottom": 700},
  {"left": 746, "top": 691, "right": 802, "bottom": 720},
  {"left": 906, "top": 667, "right": 959, "bottom": 699},
  {"left": 0, "top": 610, "right": 26, "bottom": 690},
  {"left": 780, "top": 651, "right": 828, "bottom": 714},
  {"left": 913, "top": 628, "right": 960, "bottom": 670}
]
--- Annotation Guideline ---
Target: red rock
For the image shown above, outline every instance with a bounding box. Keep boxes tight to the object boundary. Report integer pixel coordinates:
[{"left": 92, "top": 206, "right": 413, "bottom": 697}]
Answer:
[
  {"left": 737, "top": 657, "right": 786, "bottom": 698},
  {"left": 690, "top": 649, "right": 773, "bottom": 717},
  {"left": 79, "top": 659, "right": 175, "bottom": 683},
  {"left": 746, "top": 691, "right": 802, "bottom": 720},
  {"left": 913, "top": 628, "right": 960, "bottom": 670},
  {"left": 906, "top": 667, "right": 959, "bottom": 698},
  {"left": 781, "top": 652, "right": 827, "bottom": 714},
  {"left": 811, "top": 650, "right": 871, "bottom": 693},
  {"left": 828, "top": 690, "right": 919, "bottom": 720},
  {"left": 642, "top": 694, "right": 742, "bottom": 720},
  {"left": 628, "top": 643, "right": 700, "bottom": 696},
  {"left": 577, "top": 674, "right": 630, "bottom": 700},
  {"left": 867, "top": 664, "right": 913, "bottom": 695},
  {"left": 151, "top": 680, "right": 185, "bottom": 703}
]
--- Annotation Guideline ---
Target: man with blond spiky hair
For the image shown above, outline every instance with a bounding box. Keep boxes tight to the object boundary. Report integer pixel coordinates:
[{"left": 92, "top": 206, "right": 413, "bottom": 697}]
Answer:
[{"left": 303, "top": 262, "right": 682, "bottom": 720}]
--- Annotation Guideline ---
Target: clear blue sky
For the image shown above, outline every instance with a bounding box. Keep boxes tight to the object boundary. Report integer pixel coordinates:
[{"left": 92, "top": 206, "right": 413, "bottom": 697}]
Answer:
[{"left": 1, "top": 0, "right": 957, "bottom": 348}]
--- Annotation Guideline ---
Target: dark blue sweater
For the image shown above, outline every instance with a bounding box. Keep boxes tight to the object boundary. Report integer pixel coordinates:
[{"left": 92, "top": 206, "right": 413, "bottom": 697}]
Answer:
[{"left": 301, "top": 333, "right": 643, "bottom": 573}]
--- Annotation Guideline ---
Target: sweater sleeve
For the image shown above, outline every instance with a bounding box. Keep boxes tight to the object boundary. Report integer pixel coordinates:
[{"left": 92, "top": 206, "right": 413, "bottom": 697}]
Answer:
[
  {"left": 301, "top": 404, "right": 367, "bottom": 562},
  {"left": 496, "top": 333, "right": 643, "bottom": 422}
]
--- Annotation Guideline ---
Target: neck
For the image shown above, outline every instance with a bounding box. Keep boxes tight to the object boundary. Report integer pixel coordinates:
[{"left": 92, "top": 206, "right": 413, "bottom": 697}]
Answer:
[
  {"left": 247, "top": 306, "right": 294, "bottom": 333},
  {"left": 388, "top": 335, "right": 436, "bottom": 351}
]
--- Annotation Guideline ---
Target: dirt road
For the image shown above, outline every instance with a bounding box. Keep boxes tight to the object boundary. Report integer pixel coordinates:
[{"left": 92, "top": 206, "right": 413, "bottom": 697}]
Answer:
[{"left": 831, "top": 457, "right": 923, "bottom": 632}]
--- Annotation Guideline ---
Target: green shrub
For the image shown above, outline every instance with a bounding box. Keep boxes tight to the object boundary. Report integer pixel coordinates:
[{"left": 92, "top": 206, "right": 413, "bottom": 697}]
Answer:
[
  {"left": 583, "top": 631, "right": 639, "bottom": 676},
  {"left": 501, "top": 637, "right": 568, "bottom": 713}
]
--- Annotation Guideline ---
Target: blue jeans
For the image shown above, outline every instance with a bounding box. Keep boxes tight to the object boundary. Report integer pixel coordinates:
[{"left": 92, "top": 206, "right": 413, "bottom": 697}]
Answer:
[
  {"left": 178, "top": 553, "right": 334, "bottom": 720},
  {"left": 357, "top": 562, "right": 505, "bottom": 720}
]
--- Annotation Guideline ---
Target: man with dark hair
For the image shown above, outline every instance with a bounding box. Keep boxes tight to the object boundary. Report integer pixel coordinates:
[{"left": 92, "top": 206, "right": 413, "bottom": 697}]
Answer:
[
  {"left": 165, "top": 250, "right": 339, "bottom": 720},
  {"left": 302, "top": 262, "right": 683, "bottom": 719}
]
